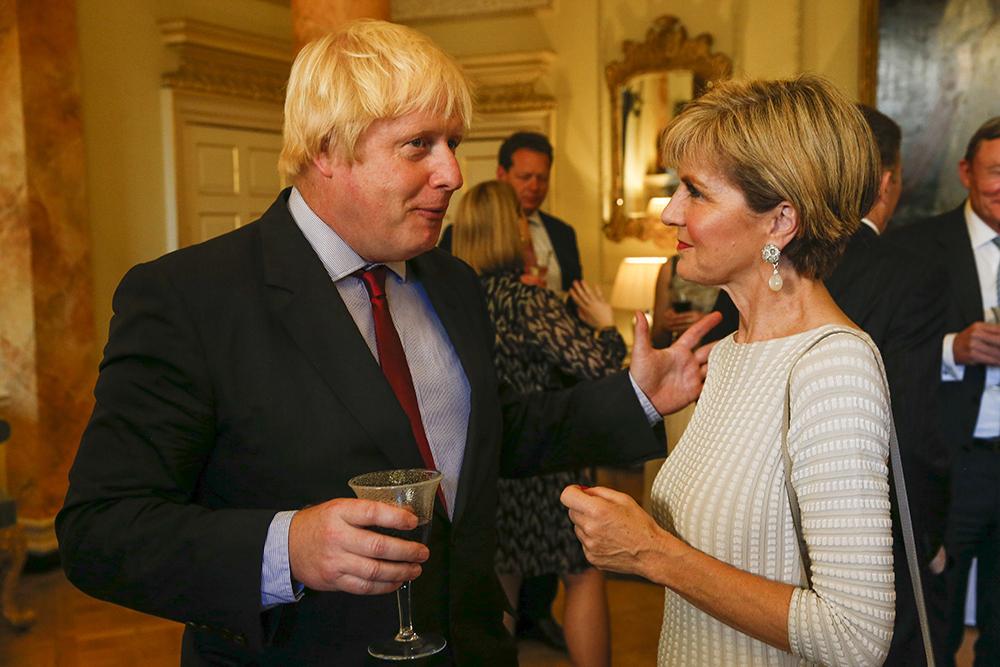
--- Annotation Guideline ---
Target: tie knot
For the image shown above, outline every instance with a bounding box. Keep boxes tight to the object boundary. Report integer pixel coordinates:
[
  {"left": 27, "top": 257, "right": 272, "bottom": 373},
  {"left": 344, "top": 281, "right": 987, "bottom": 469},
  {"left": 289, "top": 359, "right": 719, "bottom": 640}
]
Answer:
[{"left": 357, "top": 265, "right": 387, "bottom": 300}]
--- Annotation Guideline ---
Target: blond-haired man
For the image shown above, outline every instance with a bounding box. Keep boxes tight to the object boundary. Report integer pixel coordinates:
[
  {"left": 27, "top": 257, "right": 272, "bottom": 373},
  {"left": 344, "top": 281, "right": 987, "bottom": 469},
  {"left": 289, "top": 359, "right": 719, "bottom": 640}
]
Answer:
[{"left": 57, "top": 20, "right": 716, "bottom": 665}]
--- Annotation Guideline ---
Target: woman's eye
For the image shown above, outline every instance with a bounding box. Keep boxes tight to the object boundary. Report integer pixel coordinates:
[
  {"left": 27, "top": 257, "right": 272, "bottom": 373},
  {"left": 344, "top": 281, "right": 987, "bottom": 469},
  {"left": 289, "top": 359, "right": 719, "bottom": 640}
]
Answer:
[{"left": 408, "top": 138, "right": 428, "bottom": 149}]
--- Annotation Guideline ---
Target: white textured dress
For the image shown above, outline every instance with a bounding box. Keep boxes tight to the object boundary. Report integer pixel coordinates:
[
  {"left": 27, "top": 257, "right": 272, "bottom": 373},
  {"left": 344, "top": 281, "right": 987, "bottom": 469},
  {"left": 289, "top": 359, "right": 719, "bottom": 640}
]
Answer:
[{"left": 651, "top": 325, "right": 895, "bottom": 666}]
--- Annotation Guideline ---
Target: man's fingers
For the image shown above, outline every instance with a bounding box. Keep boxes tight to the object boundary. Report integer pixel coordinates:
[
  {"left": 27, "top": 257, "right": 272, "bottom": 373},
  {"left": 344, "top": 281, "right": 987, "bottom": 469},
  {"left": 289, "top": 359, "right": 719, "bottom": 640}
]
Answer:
[
  {"left": 349, "top": 524, "right": 429, "bottom": 563},
  {"left": 342, "top": 498, "right": 419, "bottom": 532},
  {"left": 674, "top": 311, "right": 722, "bottom": 349}
]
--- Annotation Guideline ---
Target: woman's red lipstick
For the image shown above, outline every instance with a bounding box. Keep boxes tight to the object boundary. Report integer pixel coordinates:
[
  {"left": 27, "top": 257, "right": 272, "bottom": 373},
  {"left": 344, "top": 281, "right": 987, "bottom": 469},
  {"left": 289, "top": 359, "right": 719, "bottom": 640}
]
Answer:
[{"left": 677, "top": 240, "right": 692, "bottom": 251}]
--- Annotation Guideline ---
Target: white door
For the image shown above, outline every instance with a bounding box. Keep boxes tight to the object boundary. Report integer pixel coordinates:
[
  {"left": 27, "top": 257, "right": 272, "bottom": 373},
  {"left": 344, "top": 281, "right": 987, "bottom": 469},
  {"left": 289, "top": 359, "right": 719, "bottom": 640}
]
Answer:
[{"left": 178, "top": 124, "right": 285, "bottom": 247}]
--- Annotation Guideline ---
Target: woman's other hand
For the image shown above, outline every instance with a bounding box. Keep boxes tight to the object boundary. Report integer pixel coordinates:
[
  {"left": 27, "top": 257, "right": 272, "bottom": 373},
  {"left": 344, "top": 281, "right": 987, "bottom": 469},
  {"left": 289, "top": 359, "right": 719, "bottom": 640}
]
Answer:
[
  {"left": 570, "top": 280, "right": 615, "bottom": 329},
  {"left": 560, "top": 485, "right": 675, "bottom": 580}
]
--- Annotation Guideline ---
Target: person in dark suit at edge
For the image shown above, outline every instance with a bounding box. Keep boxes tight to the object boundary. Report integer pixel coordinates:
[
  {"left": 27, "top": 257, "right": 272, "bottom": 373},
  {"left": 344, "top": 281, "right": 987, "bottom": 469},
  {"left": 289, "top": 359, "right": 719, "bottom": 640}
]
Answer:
[
  {"left": 440, "top": 131, "right": 583, "bottom": 651},
  {"left": 699, "top": 104, "right": 952, "bottom": 665},
  {"left": 890, "top": 116, "right": 1000, "bottom": 667},
  {"left": 55, "top": 20, "right": 720, "bottom": 666}
]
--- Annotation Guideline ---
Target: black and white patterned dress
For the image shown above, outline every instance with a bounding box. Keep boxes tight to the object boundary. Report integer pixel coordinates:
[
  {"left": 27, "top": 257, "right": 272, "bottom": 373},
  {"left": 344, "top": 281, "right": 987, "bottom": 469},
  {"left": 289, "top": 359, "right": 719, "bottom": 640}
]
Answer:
[{"left": 482, "top": 271, "right": 626, "bottom": 577}]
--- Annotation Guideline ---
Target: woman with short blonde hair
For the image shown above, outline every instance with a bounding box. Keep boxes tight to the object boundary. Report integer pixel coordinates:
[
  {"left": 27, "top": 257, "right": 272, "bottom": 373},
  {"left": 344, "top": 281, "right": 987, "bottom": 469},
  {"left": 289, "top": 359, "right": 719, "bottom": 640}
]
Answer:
[{"left": 563, "top": 75, "right": 897, "bottom": 666}]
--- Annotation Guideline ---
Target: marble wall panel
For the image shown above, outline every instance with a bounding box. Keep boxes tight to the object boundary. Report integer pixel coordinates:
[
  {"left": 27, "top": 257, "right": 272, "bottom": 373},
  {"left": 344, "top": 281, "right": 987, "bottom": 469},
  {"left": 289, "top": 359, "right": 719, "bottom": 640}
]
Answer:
[{"left": 0, "top": 0, "right": 96, "bottom": 544}]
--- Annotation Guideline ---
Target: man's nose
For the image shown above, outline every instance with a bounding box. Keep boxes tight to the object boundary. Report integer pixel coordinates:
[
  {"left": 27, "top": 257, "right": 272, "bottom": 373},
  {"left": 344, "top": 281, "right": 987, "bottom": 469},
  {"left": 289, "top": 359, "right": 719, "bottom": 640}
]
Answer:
[{"left": 431, "top": 150, "right": 463, "bottom": 191}]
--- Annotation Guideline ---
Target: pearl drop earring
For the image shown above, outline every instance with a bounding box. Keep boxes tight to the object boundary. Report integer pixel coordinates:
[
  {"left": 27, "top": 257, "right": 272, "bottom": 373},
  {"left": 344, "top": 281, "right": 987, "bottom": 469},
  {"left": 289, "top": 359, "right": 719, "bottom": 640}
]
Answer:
[{"left": 762, "top": 243, "right": 783, "bottom": 291}]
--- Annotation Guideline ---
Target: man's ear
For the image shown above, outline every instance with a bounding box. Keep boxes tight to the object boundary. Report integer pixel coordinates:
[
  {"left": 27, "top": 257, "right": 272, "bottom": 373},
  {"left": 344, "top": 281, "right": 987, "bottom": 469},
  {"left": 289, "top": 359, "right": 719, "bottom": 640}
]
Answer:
[
  {"left": 878, "top": 169, "right": 894, "bottom": 202},
  {"left": 769, "top": 202, "right": 798, "bottom": 248},
  {"left": 496, "top": 165, "right": 508, "bottom": 181},
  {"left": 959, "top": 158, "right": 973, "bottom": 190}
]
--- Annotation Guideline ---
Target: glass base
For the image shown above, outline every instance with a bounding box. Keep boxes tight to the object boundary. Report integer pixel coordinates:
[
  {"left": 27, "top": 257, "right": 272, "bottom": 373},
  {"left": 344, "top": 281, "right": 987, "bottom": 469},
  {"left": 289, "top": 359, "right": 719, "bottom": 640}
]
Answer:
[{"left": 368, "top": 633, "right": 447, "bottom": 661}]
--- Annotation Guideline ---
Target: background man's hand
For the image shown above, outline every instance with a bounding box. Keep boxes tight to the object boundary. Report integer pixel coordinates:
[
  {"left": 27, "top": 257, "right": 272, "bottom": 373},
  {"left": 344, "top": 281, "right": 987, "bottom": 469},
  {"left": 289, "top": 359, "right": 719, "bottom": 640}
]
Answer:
[
  {"left": 630, "top": 310, "right": 721, "bottom": 415},
  {"left": 953, "top": 321, "right": 1000, "bottom": 366},
  {"left": 288, "top": 498, "right": 429, "bottom": 595}
]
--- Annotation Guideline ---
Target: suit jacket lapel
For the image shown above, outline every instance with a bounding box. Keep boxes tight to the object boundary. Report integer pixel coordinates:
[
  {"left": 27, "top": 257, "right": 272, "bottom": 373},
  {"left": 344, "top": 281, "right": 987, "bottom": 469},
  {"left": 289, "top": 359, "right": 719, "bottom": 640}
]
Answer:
[
  {"left": 409, "top": 253, "right": 490, "bottom": 525},
  {"left": 258, "top": 192, "right": 424, "bottom": 473},
  {"left": 940, "top": 205, "right": 983, "bottom": 325}
]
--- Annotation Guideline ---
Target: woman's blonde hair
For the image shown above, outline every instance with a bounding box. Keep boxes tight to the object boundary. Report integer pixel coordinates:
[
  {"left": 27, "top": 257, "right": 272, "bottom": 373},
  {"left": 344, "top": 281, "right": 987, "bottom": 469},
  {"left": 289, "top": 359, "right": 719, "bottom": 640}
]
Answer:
[
  {"left": 451, "top": 181, "right": 523, "bottom": 275},
  {"left": 278, "top": 19, "right": 474, "bottom": 179},
  {"left": 661, "top": 75, "right": 879, "bottom": 279}
]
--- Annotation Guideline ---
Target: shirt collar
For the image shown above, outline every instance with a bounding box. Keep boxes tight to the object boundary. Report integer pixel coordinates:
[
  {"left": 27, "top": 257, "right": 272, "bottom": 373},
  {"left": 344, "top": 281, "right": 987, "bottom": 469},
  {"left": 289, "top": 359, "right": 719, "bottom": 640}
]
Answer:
[
  {"left": 287, "top": 187, "right": 407, "bottom": 282},
  {"left": 527, "top": 211, "right": 544, "bottom": 228},
  {"left": 860, "top": 217, "right": 880, "bottom": 236},
  {"left": 965, "top": 198, "right": 998, "bottom": 250}
]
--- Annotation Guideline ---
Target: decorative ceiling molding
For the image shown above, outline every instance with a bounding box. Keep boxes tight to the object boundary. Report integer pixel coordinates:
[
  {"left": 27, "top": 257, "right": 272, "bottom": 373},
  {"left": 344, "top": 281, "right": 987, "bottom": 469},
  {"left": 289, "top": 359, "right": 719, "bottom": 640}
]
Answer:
[
  {"left": 459, "top": 50, "right": 557, "bottom": 114},
  {"left": 159, "top": 19, "right": 292, "bottom": 104},
  {"left": 392, "top": 0, "right": 551, "bottom": 22}
]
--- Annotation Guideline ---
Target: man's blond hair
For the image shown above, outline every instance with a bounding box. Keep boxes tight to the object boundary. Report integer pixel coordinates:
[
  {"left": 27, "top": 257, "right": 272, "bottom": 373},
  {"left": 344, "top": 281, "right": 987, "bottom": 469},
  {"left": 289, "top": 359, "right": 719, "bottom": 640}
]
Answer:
[
  {"left": 662, "top": 75, "right": 879, "bottom": 279},
  {"left": 451, "top": 181, "right": 523, "bottom": 275},
  {"left": 279, "top": 19, "right": 473, "bottom": 179}
]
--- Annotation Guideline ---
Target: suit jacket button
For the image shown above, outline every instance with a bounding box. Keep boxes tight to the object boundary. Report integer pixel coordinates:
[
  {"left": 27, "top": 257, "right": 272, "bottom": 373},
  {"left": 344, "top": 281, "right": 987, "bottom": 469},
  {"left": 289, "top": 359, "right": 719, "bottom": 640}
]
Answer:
[{"left": 235, "top": 634, "right": 247, "bottom": 645}]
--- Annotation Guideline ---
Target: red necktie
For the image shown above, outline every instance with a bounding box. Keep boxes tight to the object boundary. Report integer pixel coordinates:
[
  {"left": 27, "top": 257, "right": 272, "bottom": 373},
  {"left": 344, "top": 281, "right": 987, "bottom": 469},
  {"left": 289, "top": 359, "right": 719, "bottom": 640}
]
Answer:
[{"left": 357, "top": 266, "right": 446, "bottom": 512}]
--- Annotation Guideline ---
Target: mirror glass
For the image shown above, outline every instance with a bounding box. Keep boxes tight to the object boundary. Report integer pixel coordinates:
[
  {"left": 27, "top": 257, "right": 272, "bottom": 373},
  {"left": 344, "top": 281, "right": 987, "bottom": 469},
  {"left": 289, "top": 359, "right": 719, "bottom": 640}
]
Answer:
[
  {"left": 619, "top": 70, "right": 692, "bottom": 218},
  {"left": 605, "top": 16, "right": 732, "bottom": 246}
]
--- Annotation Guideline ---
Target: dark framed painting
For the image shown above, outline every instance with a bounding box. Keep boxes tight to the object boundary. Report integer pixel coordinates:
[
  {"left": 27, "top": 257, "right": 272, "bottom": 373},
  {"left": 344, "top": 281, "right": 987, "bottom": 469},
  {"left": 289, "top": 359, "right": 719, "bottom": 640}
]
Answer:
[{"left": 860, "top": 0, "right": 999, "bottom": 227}]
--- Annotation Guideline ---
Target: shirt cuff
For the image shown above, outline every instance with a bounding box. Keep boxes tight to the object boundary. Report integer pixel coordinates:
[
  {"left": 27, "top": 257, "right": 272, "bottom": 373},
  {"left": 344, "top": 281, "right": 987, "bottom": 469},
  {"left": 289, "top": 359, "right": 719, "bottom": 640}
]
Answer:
[
  {"left": 628, "top": 371, "right": 663, "bottom": 425},
  {"left": 941, "top": 333, "right": 965, "bottom": 382},
  {"left": 261, "top": 510, "right": 304, "bottom": 609}
]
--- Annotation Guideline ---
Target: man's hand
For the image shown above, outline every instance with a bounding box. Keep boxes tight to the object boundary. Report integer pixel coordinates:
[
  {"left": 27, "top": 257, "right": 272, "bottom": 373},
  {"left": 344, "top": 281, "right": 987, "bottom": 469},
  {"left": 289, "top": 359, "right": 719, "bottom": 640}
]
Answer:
[
  {"left": 630, "top": 310, "right": 721, "bottom": 415},
  {"left": 953, "top": 321, "right": 1000, "bottom": 366},
  {"left": 658, "top": 308, "right": 707, "bottom": 336},
  {"left": 288, "top": 498, "right": 429, "bottom": 595}
]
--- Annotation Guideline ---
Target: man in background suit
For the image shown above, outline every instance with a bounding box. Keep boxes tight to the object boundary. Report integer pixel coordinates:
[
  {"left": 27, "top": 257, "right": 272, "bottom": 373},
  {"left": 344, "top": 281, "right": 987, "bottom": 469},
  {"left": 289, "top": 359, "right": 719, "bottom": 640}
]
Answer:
[
  {"left": 704, "top": 105, "right": 952, "bottom": 664},
  {"left": 440, "top": 131, "right": 583, "bottom": 650},
  {"left": 441, "top": 132, "right": 582, "bottom": 292},
  {"left": 56, "top": 20, "right": 718, "bottom": 666},
  {"left": 891, "top": 116, "right": 1000, "bottom": 667}
]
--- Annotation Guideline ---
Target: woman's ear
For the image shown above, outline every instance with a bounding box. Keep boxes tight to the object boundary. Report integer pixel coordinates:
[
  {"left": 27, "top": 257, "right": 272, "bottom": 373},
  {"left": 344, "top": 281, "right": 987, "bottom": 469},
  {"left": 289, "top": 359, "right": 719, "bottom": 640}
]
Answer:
[{"left": 769, "top": 202, "right": 798, "bottom": 248}]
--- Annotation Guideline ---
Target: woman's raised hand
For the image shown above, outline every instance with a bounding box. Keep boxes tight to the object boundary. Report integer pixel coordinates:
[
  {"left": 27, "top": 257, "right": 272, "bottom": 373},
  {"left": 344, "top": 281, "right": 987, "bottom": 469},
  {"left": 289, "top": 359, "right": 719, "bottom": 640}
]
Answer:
[{"left": 569, "top": 280, "right": 615, "bottom": 329}]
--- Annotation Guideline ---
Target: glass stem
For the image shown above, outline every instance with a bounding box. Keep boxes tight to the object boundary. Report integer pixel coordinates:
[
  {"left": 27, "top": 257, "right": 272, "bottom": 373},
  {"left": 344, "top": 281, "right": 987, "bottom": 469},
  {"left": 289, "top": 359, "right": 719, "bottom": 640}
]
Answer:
[{"left": 395, "top": 580, "right": 417, "bottom": 642}]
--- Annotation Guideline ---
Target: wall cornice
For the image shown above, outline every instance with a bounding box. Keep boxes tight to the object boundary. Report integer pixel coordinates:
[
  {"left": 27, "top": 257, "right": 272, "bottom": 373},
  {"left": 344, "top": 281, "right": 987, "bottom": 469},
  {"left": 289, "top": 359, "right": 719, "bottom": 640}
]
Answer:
[{"left": 158, "top": 19, "right": 292, "bottom": 104}]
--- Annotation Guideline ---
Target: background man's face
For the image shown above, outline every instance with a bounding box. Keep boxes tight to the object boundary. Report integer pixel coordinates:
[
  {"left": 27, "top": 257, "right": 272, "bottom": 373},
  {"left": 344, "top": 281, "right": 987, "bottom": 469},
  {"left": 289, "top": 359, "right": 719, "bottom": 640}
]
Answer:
[
  {"left": 497, "top": 148, "right": 551, "bottom": 216},
  {"left": 960, "top": 137, "right": 1000, "bottom": 232}
]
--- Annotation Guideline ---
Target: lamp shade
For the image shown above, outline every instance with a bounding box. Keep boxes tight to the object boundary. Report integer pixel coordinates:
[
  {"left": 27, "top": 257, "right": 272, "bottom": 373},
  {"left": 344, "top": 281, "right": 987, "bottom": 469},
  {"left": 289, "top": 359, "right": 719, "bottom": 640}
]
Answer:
[{"left": 610, "top": 257, "right": 667, "bottom": 312}]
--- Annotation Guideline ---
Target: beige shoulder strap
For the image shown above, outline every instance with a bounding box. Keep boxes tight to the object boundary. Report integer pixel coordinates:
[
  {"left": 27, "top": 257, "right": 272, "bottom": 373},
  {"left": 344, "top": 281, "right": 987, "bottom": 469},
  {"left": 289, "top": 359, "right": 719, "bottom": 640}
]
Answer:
[{"left": 781, "top": 328, "right": 935, "bottom": 666}]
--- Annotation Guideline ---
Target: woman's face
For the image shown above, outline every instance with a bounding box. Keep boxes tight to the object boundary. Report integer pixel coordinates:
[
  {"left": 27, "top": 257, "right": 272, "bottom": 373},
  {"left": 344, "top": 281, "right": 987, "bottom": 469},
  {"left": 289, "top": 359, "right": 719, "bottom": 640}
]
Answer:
[{"left": 661, "top": 163, "right": 773, "bottom": 287}]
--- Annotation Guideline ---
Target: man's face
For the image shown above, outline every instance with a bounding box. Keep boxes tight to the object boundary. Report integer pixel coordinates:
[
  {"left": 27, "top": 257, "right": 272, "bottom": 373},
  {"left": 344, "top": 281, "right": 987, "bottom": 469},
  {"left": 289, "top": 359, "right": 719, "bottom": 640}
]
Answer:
[
  {"left": 960, "top": 137, "right": 1000, "bottom": 233},
  {"left": 497, "top": 148, "right": 551, "bottom": 216},
  {"left": 313, "top": 111, "right": 464, "bottom": 262}
]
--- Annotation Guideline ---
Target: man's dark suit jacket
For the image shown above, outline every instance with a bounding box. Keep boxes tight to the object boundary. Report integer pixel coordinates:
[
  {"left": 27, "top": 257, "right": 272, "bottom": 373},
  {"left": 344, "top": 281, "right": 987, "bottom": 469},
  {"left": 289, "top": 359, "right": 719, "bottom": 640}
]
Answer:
[
  {"left": 56, "top": 190, "right": 660, "bottom": 666},
  {"left": 891, "top": 204, "right": 984, "bottom": 453},
  {"left": 705, "top": 224, "right": 952, "bottom": 662},
  {"left": 439, "top": 210, "right": 582, "bottom": 291}
]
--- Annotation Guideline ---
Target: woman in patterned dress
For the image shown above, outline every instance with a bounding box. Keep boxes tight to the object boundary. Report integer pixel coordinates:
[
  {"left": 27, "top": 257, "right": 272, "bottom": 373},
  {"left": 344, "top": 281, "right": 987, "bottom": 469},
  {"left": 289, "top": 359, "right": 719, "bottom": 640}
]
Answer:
[
  {"left": 451, "top": 180, "right": 623, "bottom": 667},
  {"left": 562, "top": 76, "right": 898, "bottom": 666}
]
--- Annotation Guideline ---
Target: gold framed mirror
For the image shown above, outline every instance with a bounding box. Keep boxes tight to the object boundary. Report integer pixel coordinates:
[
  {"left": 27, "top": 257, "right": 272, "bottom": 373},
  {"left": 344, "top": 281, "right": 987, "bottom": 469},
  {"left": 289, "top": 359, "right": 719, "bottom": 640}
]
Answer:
[{"left": 604, "top": 16, "right": 732, "bottom": 245}]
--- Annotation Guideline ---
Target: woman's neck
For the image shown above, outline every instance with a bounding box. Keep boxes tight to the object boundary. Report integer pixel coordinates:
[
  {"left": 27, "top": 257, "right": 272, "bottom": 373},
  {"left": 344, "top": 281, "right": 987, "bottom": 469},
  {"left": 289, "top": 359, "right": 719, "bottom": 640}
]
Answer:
[{"left": 726, "top": 268, "right": 853, "bottom": 343}]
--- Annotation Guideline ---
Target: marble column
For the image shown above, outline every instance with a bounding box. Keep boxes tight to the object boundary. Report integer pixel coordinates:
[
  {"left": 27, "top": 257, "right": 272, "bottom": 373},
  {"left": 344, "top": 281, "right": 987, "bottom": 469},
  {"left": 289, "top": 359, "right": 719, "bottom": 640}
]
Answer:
[
  {"left": 0, "top": 0, "right": 95, "bottom": 552},
  {"left": 290, "top": 0, "right": 390, "bottom": 51}
]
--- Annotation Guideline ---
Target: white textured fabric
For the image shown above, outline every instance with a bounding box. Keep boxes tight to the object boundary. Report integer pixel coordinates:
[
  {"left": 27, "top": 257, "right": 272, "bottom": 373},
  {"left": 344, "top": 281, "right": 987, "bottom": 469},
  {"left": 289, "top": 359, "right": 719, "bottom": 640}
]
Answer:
[{"left": 651, "top": 325, "right": 895, "bottom": 666}]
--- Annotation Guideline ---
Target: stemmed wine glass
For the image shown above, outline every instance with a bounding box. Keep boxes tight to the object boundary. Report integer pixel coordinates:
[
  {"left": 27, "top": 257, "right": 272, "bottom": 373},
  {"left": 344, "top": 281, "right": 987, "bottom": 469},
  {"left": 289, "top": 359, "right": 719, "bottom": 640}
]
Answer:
[{"left": 348, "top": 469, "right": 445, "bottom": 661}]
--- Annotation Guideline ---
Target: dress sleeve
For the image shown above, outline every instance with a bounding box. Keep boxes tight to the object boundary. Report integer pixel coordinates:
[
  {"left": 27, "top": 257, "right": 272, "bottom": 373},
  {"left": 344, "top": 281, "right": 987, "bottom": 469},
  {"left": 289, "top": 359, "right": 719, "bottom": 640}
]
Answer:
[
  {"left": 785, "top": 333, "right": 895, "bottom": 667},
  {"left": 519, "top": 285, "right": 626, "bottom": 381}
]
